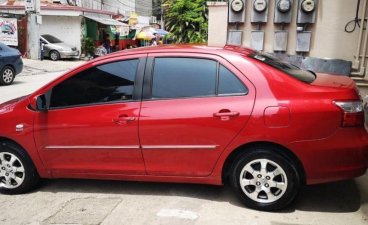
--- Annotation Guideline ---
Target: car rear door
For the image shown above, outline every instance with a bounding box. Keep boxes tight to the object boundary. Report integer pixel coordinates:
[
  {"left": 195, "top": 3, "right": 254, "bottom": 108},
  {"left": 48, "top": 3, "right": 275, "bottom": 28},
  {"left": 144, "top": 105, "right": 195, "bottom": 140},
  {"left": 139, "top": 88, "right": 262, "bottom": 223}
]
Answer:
[
  {"left": 139, "top": 53, "right": 256, "bottom": 176},
  {"left": 34, "top": 54, "right": 147, "bottom": 176}
]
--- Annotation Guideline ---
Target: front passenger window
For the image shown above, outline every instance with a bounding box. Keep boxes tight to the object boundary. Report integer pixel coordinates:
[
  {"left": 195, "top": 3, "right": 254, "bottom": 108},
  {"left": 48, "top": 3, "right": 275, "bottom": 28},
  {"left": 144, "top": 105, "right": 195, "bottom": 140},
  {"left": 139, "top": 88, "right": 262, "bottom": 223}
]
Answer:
[{"left": 50, "top": 59, "right": 139, "bottom": 109}]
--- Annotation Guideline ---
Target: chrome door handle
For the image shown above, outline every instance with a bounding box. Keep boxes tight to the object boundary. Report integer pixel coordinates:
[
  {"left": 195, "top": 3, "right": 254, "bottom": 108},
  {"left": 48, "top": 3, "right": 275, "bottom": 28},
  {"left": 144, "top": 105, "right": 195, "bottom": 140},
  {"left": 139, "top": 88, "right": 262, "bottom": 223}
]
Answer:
[
  {"left": 112, "top": 115, "right": 136, "bottom": 125},
  {"left": 213, "top": 111, "right": 239, "bottom": 121},
  {"left": 213, "top": 112, "right": 240, "bottom": 117}
]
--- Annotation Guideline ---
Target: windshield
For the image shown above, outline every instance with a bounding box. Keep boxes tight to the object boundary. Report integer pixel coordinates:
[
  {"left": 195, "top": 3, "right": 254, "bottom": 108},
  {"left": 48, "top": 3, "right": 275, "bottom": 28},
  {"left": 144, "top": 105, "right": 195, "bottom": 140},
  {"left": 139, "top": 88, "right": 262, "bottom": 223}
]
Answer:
[
  {"left": 250, "top": 52, "right": 317, "bottom": 84},
  {"left": 42, "top": 35, "right": 62, "bottom": 44}
]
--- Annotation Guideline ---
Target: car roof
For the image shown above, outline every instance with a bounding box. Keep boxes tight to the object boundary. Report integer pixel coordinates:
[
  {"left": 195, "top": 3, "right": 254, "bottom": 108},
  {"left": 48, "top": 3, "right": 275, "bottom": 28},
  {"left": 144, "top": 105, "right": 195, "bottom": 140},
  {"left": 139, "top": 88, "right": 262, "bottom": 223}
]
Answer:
[{"left": 95, "top": 45, "right": 256, "bottom": 62}]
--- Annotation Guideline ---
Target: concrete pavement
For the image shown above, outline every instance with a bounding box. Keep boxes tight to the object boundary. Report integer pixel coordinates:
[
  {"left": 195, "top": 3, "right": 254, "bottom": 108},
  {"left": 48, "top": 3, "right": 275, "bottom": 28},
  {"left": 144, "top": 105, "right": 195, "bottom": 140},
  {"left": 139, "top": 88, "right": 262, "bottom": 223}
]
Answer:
[
  {"left": 21, "top": 59, "right": 85, "bottom": 76},
  {"left": 0, "top": 60, "right": 367, "bottom": 225},
  {"left": 0, "top": 71, "right": 63, "bottom": 104},
  {"left": 0, "top": 59, "right": 85, "bottom": 104},
  {"left": 0, "top": 177, "right": 366, "bottom": 225}
]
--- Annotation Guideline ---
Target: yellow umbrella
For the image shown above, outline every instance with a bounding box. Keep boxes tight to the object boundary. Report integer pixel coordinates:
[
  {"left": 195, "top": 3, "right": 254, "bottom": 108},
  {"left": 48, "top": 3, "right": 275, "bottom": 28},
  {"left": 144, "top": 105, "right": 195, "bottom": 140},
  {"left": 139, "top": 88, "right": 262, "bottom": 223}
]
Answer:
[{"left": 136, "top": 30, "right": 156, "bottom": 40}]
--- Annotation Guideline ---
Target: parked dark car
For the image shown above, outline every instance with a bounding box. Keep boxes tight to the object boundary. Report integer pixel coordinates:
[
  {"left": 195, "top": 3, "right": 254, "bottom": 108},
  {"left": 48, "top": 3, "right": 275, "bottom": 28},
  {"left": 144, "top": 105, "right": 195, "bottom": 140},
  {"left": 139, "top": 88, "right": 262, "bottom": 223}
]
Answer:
[
  {"left": 40, "top": 34, "right": 79, "bottom": 61},
  {"left": 0, "top": 42, "right": 23, "bottom": 85}
]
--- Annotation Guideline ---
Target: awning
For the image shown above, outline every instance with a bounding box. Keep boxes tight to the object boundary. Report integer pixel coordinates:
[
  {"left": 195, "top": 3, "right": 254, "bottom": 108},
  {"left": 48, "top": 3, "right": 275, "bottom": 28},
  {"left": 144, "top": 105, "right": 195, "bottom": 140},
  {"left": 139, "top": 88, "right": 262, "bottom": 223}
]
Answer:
[{"left": 83, "top": 15, "right": 124, "bottom": 26}]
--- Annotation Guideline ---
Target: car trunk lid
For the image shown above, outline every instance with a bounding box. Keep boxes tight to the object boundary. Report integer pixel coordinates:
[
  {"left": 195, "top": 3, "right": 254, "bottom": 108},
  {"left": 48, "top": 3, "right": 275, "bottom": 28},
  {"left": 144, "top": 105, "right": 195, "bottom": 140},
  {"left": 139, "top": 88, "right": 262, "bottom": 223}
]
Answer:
[
  {"left": 310, "top": 73, "right": 355, "bottom": 89},
  {"left": 310, "top": 73, "right": 365, "bottom": 128}
]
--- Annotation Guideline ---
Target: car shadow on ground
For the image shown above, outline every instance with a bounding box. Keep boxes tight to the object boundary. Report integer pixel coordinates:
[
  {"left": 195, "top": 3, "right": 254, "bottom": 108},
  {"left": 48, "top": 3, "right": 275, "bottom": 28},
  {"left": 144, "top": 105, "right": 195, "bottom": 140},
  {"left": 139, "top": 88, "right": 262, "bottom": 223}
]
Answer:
[
  {"left": 36, "top": 177, "right": 366, "bottom": 214},
  {"left": 291, "top": 180, "right": 363, "bottom": 213}
]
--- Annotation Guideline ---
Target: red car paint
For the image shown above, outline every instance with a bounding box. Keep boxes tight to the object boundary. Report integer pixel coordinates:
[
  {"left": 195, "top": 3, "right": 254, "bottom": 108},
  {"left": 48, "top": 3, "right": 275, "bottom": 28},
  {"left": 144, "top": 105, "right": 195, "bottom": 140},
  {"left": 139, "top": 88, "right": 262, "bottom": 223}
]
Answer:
[{"left": 0, "top": 45, "right": 367, "bottom": 186}]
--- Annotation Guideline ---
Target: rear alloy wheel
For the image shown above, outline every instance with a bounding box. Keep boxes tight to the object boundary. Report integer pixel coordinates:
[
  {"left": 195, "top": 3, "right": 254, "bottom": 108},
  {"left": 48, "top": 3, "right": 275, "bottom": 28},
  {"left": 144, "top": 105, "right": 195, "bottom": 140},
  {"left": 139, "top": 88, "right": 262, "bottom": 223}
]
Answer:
[
  {"left": 0, "top": 66, "right": 15, "bottom": 85},
  {"left": 230, "top": 148, "right": 301, "bottom": 211},
  {"left": 50, "top": 50, "right": 60, "bottom": 61},
  {"left": 0, "top": 142, "right": 39, "bottom": 194}
]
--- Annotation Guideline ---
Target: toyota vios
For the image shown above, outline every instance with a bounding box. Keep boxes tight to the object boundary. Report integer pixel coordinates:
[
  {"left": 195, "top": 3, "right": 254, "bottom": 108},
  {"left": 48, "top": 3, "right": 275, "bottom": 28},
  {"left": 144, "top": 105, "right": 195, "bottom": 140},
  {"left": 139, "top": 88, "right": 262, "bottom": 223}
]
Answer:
[{"left": 0, "top": 45, "right": 367, "bottom": 211}]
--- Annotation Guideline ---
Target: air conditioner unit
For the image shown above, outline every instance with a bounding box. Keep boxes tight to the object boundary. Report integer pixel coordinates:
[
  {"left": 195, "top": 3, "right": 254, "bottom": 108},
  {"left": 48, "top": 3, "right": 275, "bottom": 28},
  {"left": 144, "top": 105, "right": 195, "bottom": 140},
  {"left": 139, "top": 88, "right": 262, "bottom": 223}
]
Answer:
[{"left": 150, "top": 16, "right": 157, "bottom": 24}]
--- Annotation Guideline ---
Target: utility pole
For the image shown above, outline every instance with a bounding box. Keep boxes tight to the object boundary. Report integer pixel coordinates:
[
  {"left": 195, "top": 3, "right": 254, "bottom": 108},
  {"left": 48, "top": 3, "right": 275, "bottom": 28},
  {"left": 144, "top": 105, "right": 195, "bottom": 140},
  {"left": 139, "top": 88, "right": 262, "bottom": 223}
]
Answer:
[{"left": 26, "top": 0, "right": 41, "bottom": 60}]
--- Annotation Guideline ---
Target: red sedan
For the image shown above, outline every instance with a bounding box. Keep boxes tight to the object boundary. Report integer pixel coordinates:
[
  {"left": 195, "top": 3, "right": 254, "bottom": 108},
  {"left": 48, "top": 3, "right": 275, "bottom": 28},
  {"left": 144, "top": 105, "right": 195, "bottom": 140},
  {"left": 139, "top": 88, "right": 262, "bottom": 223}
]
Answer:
[{"left": 0, "top": 45, "right": 367, "bottom": 211}]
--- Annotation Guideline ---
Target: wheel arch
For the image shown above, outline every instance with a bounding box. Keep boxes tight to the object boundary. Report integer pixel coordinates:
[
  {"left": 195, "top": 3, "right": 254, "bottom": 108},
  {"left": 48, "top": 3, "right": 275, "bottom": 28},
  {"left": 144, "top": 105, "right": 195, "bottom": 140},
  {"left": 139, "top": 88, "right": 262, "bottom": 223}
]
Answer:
[
  {"left": 3, "top": 64, "right": 15, "bottom": 71},
  {"left": 221, "top": 141, "right": 306, "bottom": 185},
  {"left": 0, "top": 136, "right": 40, "bottom": 193},
  {"left": 2, "top": 64, "right": 15, "bottom": 75},
  {"left": 0, "top": 136, "right": 28, "bottom": 155},
  {"left": 50, "top": 49, "right": 60, "bottom": 54},
  {"left": 0, "top": 136, "right": 38, "bottom": 171}
]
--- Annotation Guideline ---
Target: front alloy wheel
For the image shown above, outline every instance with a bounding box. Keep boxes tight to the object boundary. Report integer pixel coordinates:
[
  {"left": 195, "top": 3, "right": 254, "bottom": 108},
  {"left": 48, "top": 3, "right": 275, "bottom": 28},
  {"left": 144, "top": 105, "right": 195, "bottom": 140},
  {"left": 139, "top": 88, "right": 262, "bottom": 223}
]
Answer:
[
  {"left": 0, "top": 142, "right": 39, "bottom": 194},
  {"left": 0, "top": 152, "right": 25, "bottom": 189}
]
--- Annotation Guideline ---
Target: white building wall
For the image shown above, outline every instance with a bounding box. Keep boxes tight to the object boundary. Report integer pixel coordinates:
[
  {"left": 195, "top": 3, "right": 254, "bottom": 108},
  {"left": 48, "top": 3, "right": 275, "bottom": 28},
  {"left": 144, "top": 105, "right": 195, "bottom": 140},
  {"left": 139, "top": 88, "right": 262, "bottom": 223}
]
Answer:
[
  {"left": 103, "top": 0, "right": 135, "bottom": 15},
  {"left": 207, "top": 2, "right": 227, "bottom": 47},
  {"left": 135, "top": 0, "right": 152, "bottom": 17},
  {"left": 78, "top": 0, "right": 136, "bottom": 16},
  {"left": 208, "top": 0, "right": 361, "bottom": 62},
  {"left": 0, "top": 0, "right": 137, "bottom": 16},
  {"left": 39, "top": 15, "right": 82, "bottom": 53},
  {"left": 78, "top": 0, "right": 103, "bottom": 10}
]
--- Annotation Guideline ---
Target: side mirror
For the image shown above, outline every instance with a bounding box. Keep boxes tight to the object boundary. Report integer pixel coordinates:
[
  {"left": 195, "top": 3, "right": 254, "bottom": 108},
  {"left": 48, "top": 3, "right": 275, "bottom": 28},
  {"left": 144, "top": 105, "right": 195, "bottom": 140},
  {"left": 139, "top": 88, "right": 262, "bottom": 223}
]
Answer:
[
  {"left": 30, "top": 95, "right": 48, "bottom": 112},
  {"left": 37, "top": 95, "right": 48, "bottom": 111}
]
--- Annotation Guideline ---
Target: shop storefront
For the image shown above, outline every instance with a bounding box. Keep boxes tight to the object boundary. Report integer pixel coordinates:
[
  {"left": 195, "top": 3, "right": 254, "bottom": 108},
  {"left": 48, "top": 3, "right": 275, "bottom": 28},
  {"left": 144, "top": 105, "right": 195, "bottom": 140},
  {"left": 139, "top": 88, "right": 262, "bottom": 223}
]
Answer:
[{"left": 83, "top": 14, "right": 137, "bottom": 51}]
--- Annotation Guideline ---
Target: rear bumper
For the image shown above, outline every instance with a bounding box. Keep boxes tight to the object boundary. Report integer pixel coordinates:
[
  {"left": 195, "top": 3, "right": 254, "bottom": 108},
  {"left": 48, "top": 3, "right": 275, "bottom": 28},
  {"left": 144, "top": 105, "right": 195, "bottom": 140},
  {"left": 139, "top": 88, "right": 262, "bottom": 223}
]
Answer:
[
  {"left": 288, "top": 127, "right": 368, "bottom": 185},
  {"left": 14, "top": 57, "right": 23, "bottom": 75}
]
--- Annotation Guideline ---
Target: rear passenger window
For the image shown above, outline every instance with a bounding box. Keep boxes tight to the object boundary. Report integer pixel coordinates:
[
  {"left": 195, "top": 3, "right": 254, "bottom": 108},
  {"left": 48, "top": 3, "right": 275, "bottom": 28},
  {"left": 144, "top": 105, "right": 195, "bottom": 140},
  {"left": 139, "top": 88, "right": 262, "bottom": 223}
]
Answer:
[
  {"left": 152, "top": 58, "right": 217, "bottom": 99},
  {"left": 218, "top": 65, "right": 248, "bottom": 95}
]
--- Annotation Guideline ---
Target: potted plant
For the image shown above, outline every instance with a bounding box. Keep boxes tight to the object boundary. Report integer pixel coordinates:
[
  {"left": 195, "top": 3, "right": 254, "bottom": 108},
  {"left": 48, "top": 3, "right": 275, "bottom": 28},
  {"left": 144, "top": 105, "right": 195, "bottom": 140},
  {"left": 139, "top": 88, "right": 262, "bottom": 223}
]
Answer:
[{"left": 81, "top": 37, "right": 95, "bottom": 60}]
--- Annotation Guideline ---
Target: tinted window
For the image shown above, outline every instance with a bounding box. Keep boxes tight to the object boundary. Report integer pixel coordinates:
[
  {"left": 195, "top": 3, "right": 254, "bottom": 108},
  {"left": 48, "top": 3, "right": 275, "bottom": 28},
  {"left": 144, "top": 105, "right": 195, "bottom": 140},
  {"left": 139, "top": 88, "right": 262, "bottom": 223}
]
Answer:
[
  {"left": 251, "top": 52, "right": 316, "bottom": 84},
  {"left": 152, "top": 58, "right": 217, "bottom": 99},
  {"left": 41, "top": 35, "right": 62, "bottom": 43},
  {"left": 50, "top": 59, "right": 138, "bottom": 108},
  {"left": 218, "top": 65, "right": 248, "bottom": 95}
]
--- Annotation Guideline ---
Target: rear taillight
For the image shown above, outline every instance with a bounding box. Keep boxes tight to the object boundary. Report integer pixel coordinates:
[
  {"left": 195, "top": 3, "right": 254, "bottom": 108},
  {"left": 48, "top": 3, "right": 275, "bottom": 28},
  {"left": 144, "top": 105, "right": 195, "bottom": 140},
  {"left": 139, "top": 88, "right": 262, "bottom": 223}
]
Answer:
[{"left": 334, "top": 101, "right": 364, "bottom": 127}]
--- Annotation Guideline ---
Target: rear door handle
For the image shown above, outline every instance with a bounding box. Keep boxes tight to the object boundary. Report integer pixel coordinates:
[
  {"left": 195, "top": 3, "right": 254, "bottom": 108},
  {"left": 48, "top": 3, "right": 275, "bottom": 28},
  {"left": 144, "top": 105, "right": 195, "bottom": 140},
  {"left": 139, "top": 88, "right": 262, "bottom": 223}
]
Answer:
[
  {"left": 112, "top": 115, "right": 136, "bottom": 125},
  {"left": 213, "top": 112, "right": 240, "bottom": 117},
  {"left": 213, "top": 110, "right": 240, "bottom": 121}
]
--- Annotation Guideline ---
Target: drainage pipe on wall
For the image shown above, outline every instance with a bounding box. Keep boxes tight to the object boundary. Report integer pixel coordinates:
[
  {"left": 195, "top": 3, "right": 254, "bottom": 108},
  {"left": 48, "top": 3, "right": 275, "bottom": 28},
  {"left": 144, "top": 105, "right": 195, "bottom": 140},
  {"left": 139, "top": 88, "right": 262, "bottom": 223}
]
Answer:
[
  {"left": 352, "top": 0, "right": 366, "bottom": 70},
  {"left": 352, "top": 0, "right": 368, "bottom": 78}
]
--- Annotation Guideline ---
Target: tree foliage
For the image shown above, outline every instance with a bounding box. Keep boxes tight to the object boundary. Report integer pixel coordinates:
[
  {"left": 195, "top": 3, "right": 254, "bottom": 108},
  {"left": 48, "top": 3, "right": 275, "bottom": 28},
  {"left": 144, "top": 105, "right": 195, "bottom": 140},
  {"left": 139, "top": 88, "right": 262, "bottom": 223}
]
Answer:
[{"left": 163, "top": 0, "right": 208, "bottom": 43}]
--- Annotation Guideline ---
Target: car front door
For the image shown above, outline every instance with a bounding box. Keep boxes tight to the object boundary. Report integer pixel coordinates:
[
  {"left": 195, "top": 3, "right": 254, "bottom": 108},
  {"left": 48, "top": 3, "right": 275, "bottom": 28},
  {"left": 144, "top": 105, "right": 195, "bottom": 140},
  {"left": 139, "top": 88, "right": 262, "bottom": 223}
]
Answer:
[
  {"left": 139, "top": 53, "right": 256, "bottom": 177},
  {"left": 34, "top": 55, "right": 146, "bottom": 176}
]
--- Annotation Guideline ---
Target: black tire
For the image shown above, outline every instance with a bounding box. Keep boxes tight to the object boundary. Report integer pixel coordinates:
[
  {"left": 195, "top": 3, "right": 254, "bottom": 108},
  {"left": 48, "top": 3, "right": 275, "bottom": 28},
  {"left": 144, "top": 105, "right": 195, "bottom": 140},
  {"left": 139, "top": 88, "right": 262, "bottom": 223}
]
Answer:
[
  {"left": 0, "top": 141, "right": 39, "bottom": 194},
  {"left": 0, "top": 66, "right": 15, "bottom": 85},
  {"left": 50, "top": 50, "right": 60, "bottom": 61},
  {"left": 230, "top": 147, "right": 301, "bottom": 211}
]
